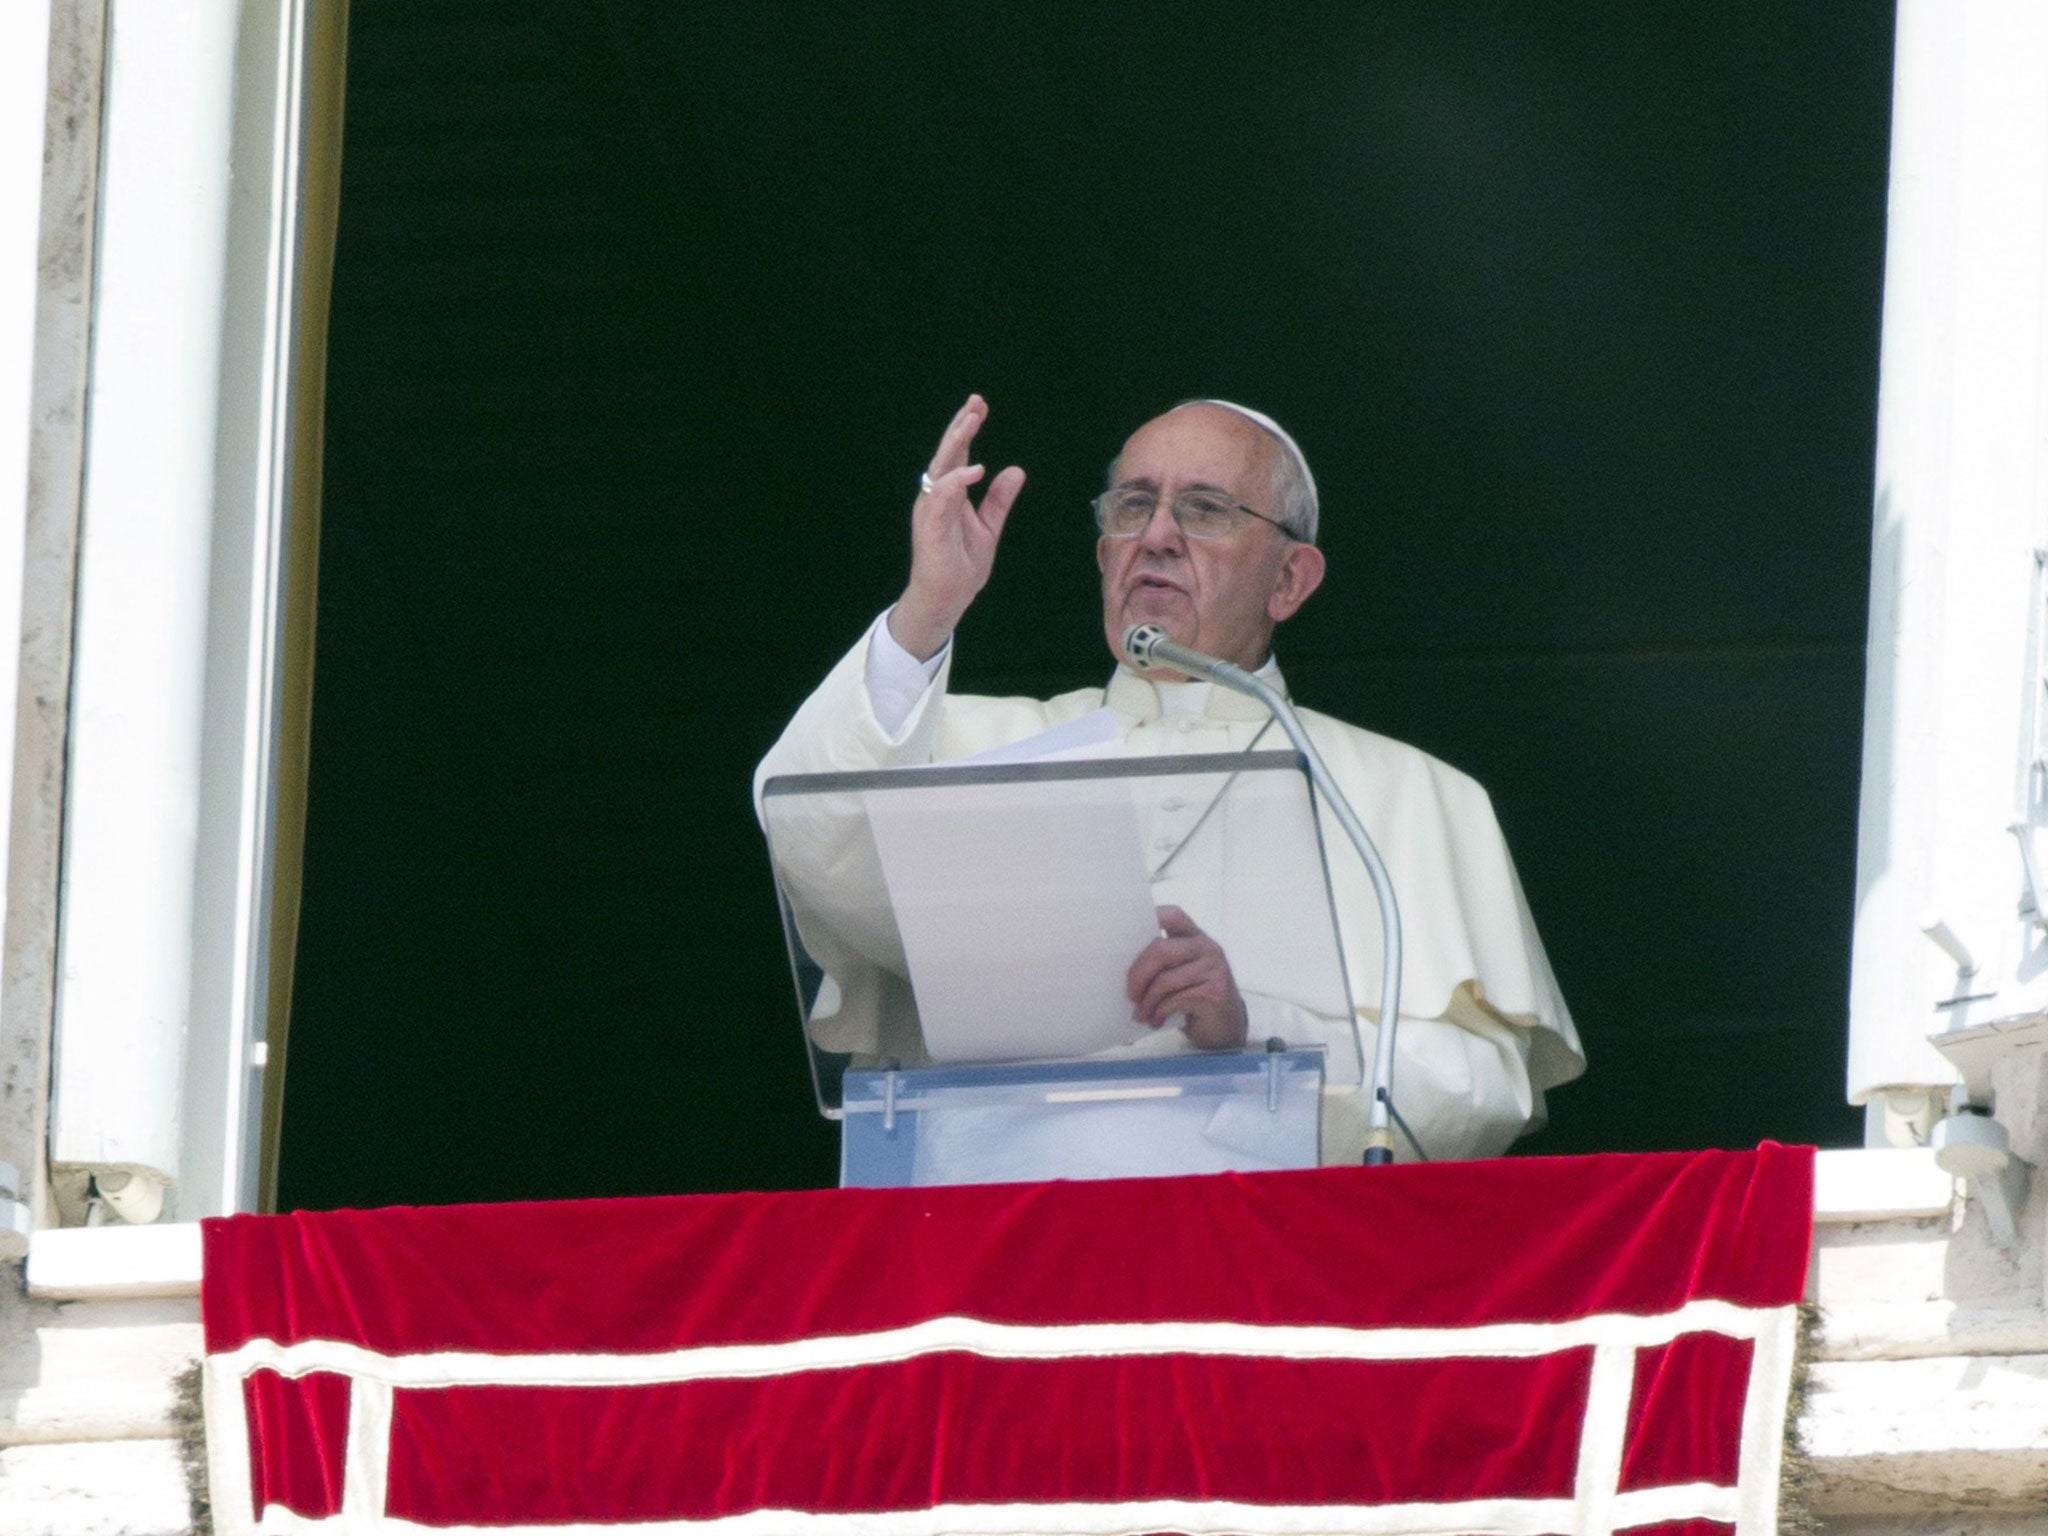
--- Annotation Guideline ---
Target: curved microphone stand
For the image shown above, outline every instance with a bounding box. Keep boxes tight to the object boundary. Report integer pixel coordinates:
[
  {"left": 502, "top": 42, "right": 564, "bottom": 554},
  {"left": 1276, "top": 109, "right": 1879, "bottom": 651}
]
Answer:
[{"left": 1123, "top": 623, "right": 1402, "bottom": 1165}]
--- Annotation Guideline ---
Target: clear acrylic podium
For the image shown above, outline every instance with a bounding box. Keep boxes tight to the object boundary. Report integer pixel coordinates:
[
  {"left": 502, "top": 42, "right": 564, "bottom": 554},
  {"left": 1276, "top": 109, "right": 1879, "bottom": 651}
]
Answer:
[{"left": 759, "top": 751, "right": 1363, "bottom": 1187}]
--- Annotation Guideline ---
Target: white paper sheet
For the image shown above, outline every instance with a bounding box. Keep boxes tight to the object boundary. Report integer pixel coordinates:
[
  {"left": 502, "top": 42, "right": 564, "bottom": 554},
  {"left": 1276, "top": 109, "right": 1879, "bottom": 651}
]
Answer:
[
  {"left": 951, "top": 707, "right": 1119, "bottom": 767},
  {"left": 862, "top": 757, "right": 1160, "bottom": 1063}
]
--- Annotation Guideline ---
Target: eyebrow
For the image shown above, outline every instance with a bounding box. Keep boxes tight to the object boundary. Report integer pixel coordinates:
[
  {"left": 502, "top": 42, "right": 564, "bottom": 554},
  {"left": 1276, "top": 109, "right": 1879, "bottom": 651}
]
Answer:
[{"left": 1111, "top": 476, "right": 1237, "bottom": 498}]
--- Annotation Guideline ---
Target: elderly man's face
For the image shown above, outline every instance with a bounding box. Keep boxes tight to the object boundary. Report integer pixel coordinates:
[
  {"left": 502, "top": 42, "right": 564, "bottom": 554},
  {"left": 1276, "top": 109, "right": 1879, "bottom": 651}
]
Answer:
[{"left": 1096, "top": 405, "right": 1326, "bottom": 675}]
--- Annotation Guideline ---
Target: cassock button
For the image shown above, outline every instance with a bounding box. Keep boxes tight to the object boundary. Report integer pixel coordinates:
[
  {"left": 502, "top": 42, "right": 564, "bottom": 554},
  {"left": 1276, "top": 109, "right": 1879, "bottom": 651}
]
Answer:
[{"left": 1161, "top": 795, "right": 1189, "bottom": 812}]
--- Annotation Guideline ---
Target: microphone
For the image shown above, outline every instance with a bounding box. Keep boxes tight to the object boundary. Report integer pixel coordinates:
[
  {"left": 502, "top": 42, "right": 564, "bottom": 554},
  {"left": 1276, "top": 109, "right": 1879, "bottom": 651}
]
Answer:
[
  {"left": 1122, "top": 623, "right": 1238, "bottom": 683},
  {"left": 1121, "top": 621, "right": 1410, "bottom": 1166}
]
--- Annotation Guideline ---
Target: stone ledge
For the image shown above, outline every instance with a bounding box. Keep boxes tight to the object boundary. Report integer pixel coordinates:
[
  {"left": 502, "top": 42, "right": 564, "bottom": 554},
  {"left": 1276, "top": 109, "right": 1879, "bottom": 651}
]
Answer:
[
  {"left": 0, "top": 1437, "right": 191, "bottom": 1536},
  {"left": 1813, "top": 1302, "right": 2048, "bottom": 1362},
  {"left": 1819, "top": 1521, "right": 2048, "bottom": 1536},
  {"left": 24, "top": 1225, "right": 200, "bottom": 1301},
  {"left": 1815, "top": 1149, "right": 1956, "bottom": 1224},
  {"left": 0, "top": 1381, "right": 187, "bottom": 1447},
  {"left": 1, "top": 1285, "right": 200, "bottom": 1448},
  {"left": 1805, "top": 1354, "right": 2048, "bottom": 1513}
]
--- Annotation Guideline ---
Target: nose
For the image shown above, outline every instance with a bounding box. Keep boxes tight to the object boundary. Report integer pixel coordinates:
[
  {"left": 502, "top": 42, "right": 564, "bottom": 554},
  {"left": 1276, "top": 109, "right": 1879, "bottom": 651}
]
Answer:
[{"left": 1137, "top": 498, "right": 1186, "bottom": 553}]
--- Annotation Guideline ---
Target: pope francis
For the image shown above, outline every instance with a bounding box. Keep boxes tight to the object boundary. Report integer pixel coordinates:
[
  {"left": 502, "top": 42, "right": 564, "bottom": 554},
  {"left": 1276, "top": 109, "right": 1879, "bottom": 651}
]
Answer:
[{"left": 755, "top": 395, "right": 1584, "bottom": 1162}]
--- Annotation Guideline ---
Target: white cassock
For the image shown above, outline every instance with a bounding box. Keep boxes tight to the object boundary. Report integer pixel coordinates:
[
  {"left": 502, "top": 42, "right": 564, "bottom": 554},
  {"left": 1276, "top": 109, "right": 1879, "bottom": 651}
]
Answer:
[{"left": 755, "top": 613, "right": 1585, "bottom": 1165}]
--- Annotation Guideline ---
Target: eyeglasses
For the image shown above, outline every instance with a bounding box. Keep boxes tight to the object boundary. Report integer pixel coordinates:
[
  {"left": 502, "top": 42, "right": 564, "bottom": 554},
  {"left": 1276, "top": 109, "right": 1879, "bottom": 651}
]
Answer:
[{"left": 1092, "top": 487, "right": 1298, "bottom": 541}]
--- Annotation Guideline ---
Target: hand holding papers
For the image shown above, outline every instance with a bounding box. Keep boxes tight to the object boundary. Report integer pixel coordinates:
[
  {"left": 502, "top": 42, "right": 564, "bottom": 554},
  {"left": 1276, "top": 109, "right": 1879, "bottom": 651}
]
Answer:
[{"left": 760, "top": 733, "right": 1358, "bottom": 1101}]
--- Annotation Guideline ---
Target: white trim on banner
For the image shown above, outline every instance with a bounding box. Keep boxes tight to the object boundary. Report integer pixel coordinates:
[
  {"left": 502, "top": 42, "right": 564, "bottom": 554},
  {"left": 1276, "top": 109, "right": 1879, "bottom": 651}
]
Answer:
[
  {"left": 210, "top": 1296, "right": 1784, "bottom": 1386},
  {"left": 207, "top": 1300, "right": 1797, "bottom": 1536}
]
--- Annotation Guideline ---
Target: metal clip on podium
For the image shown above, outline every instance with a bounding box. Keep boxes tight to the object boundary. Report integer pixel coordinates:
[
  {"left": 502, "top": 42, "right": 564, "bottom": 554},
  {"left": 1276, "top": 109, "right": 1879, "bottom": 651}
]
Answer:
[{"left": 760, "top": 751, "right": 1364, "bottom": 1188}]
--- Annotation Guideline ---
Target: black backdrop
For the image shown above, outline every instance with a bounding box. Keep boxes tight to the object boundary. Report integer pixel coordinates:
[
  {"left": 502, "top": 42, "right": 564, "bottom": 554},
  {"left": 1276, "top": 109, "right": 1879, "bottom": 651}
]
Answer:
[{"left": 280, "top": 2, "right": 1892, "bottom": 1210}]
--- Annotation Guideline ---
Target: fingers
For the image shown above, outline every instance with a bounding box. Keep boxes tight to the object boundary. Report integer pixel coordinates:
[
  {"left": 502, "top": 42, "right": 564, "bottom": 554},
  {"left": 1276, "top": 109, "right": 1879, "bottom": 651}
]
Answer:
[
  {"left": 1134, "top": 953, "right": 1228, "bottom": 1024},
  {"left": 915, "top": 395, "right": 1022, "bottom": 530},
  {"left": 927, "top": 394, "right": 988, "bottom": 481},
  {"left": 893, "top": 396, "right": 1021, "bottom": 660},
  {"left": 978, "top": 465, "right": 1027, "bottom": 537},
  {"left": 1127, "top": 905, "right": 1246, "bottom": 1048},
  {"left": 1127, "top": 933, "right": 1224, "bottom": 1022},
  {"left": 1128, "top": 935, "right": 1195, "bottom": 1003},
  {"left": 1179, "top": 993, "right": 1248, "bottom": 1050},
  {"left": 1130, "top": 951, "right": 1246, "bottom": 1049},
  {"left": 917, "top": 462, "right": 986, "bottom": 507},
  {"left": 1128, "top": 908, "right": 1206, "bottom": 1005},
  {"left": 912, "top": 461, "right": 1024, "bottom": 553}
]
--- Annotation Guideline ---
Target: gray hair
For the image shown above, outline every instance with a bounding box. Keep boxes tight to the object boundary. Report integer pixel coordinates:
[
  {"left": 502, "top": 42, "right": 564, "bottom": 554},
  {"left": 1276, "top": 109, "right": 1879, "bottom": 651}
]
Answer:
[{"left": 1105, "top": 399, "right": 1321, "bottom": 544}]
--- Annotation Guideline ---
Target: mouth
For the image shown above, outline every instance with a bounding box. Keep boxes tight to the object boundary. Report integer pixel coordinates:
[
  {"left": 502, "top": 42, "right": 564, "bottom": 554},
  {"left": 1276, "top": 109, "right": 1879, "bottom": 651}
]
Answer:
[{"left": 1126, "top": 572, "right": 1185, "bottom": 599}]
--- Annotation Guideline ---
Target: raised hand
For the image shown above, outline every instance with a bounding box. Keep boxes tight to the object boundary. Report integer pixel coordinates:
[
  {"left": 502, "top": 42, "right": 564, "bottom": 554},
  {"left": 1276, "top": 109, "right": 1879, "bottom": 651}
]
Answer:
[
  {"left": 1127, "top": 905, "right": 1249, "bottom": 1051},
  {"left": 887, "top": 394, "right": 1027, "bottom": 660}
]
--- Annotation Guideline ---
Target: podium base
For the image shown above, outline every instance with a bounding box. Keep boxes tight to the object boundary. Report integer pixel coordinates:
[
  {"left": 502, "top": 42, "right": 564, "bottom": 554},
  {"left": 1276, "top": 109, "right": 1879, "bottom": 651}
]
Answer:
[{"left": 840, "top": 1048, "right": 1325, "bottom": 1188}]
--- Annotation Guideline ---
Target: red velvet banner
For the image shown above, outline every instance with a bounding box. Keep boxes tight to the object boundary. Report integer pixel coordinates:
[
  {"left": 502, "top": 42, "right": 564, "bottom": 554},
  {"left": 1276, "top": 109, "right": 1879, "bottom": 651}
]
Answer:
[{"left": 201, "top": 1146, "right": 1812, "bottom": 1535}]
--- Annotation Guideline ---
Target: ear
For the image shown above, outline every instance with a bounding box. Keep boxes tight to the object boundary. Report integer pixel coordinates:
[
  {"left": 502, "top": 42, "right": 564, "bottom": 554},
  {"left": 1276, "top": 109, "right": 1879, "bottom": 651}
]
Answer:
[
  {"left": 1095, "top": 536, "right": 1112, "bottom": 577},
  {"left": 1266, "top": 542, "right": 1326, "bottom": 624}
]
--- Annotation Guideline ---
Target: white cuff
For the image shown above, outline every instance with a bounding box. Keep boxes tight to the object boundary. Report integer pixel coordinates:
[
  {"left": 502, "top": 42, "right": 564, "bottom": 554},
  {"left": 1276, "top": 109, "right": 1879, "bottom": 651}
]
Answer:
[{"left": 865, "top": 608, "right": 949, "bottom": 739}]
